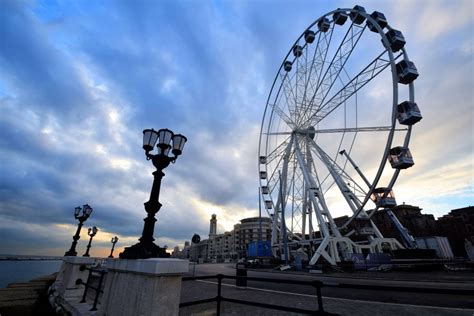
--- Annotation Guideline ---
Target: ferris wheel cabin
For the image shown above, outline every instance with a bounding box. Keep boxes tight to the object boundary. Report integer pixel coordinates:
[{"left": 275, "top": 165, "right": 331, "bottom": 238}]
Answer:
[
  {"left": 371, "top": 187, "right": 397, "bottom": 209},
  {"left": 333, "top": 10, "right": 348, "bottom": 25},
  {"left": 389, "top": 146, "right": 415, "bottom": 169},
  {"left": 283, "top": 61, "right": 292, "bottom": 72},
  {"left": 317, "top": 17, "right": 330, "bottom": 32},
  {"left": 349, "top": 5, "right": 367, "bottom": 25},
  {"left": 396, "top": 60, "right": 419, "bottom": 84},
  {"left": 384, "top": 29, "right": 406, "bottom": 52},
  {"left": 265, "top": 200, "right": 273, "bottom": 209},
  {"left": 367, "top": 11, "right": 388, "bottom": 32},
  {"left": 304, "top": 30, "right": 315, "bottom": 43},
  {"left": 397, "top": 101, "right": 422, "bottom": 125},
  {"left": 293, "top": 45, "right": 303, "bottom": 57}
]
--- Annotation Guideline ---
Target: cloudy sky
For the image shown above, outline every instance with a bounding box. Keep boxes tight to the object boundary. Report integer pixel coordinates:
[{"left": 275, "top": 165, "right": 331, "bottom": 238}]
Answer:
[{"left": 1, "top": 0, "right": 472, "bottom": 257}]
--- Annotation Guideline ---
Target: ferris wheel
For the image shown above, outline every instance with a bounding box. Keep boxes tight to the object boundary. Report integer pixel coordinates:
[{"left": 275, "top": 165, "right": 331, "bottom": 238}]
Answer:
[{"left": 258, "top": 6, "right": 422, "bottom": 265}]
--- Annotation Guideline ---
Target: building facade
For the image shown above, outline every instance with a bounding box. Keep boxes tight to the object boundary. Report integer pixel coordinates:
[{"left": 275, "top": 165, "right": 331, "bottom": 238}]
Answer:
[
  {"left": 188, "top": 214, "right": 272, "bottom": 262},
  {"left": 209, "top": 214, "right": 217, "bottom": 238},
  {"left": 182, "top": 205, "right": 473, "bottom": 261},
  {"left": 371, "top": 204, "right": 437, "bottom": 240},
  {"left": 435, "top": 206, "right": 474, "bottom": 257},
  {"left": 343, "top": 204, "right": 473, "bottom": 259},
  {"left": 233, "top": 217, "right": 272, "bottom": 258}
]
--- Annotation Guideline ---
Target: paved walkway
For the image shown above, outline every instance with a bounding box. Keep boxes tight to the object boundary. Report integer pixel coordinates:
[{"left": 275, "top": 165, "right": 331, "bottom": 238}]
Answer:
[{"left": 180, "top": 279, "right": 474, "bottom": 316}]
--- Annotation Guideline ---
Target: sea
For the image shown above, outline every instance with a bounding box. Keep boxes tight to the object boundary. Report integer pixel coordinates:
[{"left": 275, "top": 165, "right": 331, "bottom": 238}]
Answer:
[{"left": 0, "top": 258, "right": 63, "bottom": 288}]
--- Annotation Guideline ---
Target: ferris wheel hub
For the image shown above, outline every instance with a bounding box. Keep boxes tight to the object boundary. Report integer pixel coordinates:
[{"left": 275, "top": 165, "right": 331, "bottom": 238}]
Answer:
[{"left": 293, "top": 126, "right": 316, "bottom": 139}]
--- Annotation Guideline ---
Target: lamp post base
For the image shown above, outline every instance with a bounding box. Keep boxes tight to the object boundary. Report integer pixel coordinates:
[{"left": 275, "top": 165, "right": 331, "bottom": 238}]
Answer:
[
  {"left": 119, "top": 242, "right": 169, "bottom": 259},
  {"left": 64, "top": 250, "right": 77, "bottom": 257}
]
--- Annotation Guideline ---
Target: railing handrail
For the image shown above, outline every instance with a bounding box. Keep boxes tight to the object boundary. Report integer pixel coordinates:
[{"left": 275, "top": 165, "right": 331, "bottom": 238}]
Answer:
[
  {"left": 324, "top": 281, "right": 474, "bottom": 295},
  {"left": 183, "top": 274, "right": 323, "bottom": 287},
  {"left": 78, "top": 267, "right": 108, "bottom": 311},
  {"left": 182, "top": 274, "right": 219, "bottom": 281},
  {"left": 182, "top": 273, "right": 474, "bottom": 295},
  {"left": 180, "top": 273, "right": 474, "bottom": 315},
  {"left": 180, "top": 274, "right": 328, "bottom": 315}
]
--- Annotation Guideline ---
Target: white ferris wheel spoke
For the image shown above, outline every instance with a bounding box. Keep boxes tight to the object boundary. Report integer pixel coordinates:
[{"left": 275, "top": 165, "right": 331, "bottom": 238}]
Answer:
[
  {"left": 301, "top": 22, "right": 366, "bottom": 127},
  {"left": 264, "top": 126, "right": 406, "bottom": 136},
  {"left": 268, "top": 103, "right": 295, "bottom": 129},
  {"left": 299, "top": 25, "right": 335, "bottom": 126},
  {"left": 289, "top": 27, "right": 334, "bottom": 129},
  {"left": 265, "top": 135, "right": 291, "bottom": 164},
  {"left": 306, "top": 50, "right": 402, "bottom": 127},
  {"left": 279, "top": 70, "right": 299, "bottom": 123}
]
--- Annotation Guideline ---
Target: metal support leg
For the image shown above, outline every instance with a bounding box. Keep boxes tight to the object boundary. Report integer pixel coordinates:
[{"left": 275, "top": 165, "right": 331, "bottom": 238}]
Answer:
[
  {"left": 216, "top": 274, "right": 222, "bottom": 316},
  {"left": 314, "top": 281, "right": 324, "bottom": 313},
  {"left": 80, "top": 269, "right": 92, "bottom": 303},
  {"left": 91, "top": 270, "right": 105, "bottom": 311}
]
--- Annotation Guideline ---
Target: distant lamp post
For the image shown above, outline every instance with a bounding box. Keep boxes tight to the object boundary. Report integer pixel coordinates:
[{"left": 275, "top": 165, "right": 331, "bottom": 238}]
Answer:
[
  {"left": 83, "top": 226, "right": 99, "bottom": 257},
  {"left": 120, "top": 128, "right": 187, "bottom": 259},
  {"left": 108, "top": 236, "right": 119, "bottom": 258},
  {"left": 64, "top": 204, "right": 93, "bottom": 256}
]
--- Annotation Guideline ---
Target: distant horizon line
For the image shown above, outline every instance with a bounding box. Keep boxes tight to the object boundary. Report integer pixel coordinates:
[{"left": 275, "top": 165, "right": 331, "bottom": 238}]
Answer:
[{"left": 0, "top": 254, "right": 63, "bottom": 260}]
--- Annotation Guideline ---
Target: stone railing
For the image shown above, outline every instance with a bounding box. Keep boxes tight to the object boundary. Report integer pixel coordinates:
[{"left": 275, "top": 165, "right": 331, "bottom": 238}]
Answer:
[{"left": 49, "top": 257, "right": 189, "bottom": 316}]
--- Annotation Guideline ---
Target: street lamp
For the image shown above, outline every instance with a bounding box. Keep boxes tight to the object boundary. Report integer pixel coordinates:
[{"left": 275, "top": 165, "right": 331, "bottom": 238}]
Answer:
[
  {"left": 120, "top": 128, "right": 187, "bottom": 259},
  {"left": 108, "top": 236, "right": 119, "bottom": 258},
  {"left": 83, "top": 226, "right": 99, "bottom": 257},
  {"left": 64, "top": 204, "right": 93, "bottom": 256}
]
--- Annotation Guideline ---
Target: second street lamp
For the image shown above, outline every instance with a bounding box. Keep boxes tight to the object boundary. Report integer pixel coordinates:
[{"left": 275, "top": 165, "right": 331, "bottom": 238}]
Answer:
[
  {"left": 64, "top": 204, "right": 93, "bottom": 256},
  {"left": 120, "top": 128, "right": 187, "bottom": 259},
  {"left": 83, "top": 226, "right": 98, "bottom": 257},
  {"left": 108, "top": 236, "right": 119, "bottom": 258}
]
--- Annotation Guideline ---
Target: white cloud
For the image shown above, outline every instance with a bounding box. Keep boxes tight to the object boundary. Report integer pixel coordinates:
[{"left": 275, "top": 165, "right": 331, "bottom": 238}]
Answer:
[
  {"left": 388, "top": 0, "right": 473, "bottom": 42},
  {"left": 415, "top": 0, "right": 473, "bottom": 41},
  {"left": 161, "top": 77, "right": 177, "bottom": 94}
]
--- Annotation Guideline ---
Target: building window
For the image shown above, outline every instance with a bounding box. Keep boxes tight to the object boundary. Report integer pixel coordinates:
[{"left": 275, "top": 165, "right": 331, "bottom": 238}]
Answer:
[{"left": 467, "top": 224, "right": 474, "bottom": 233}]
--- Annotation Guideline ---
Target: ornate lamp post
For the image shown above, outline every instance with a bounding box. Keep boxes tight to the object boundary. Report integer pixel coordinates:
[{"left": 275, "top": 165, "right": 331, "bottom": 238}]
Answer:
[
  {"left": 83, "top": 226, "right": 99, "bottom": 257},
  {"left": 120, "top": 128, "right": 187, "bottom": 259},
  {"left": 64, "top": 204, "right": 93, "bottom": 256},
  {"left": 108, "top": 236, "right": 119, "bottom": 258}
]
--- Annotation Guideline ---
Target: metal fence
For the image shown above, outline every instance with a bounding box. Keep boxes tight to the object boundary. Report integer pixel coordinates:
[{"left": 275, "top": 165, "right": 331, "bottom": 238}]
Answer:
[
  {"left": 326, "top": 280, "right": 474, "bottom": 295},
  {"left": 180, "top": 274, "right": 336, "bottom": 315},
  {"left": 180, "top": 272, "right": 474, "bottom": 315}
]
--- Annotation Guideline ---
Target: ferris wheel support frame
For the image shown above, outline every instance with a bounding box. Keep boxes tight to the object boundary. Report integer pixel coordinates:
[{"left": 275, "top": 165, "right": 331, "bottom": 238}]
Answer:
[
  {"left": 309, "top": 138, "right": 385, "bottom": 239},
  {"left": 270, "top": 137, "right": 293, "bottom": 257},
  {"left": 341, "top": 148, "right": 417, "bottom": 248},
  {"left": 294, "top": 134, "right": 404, "bottom": 265}
]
